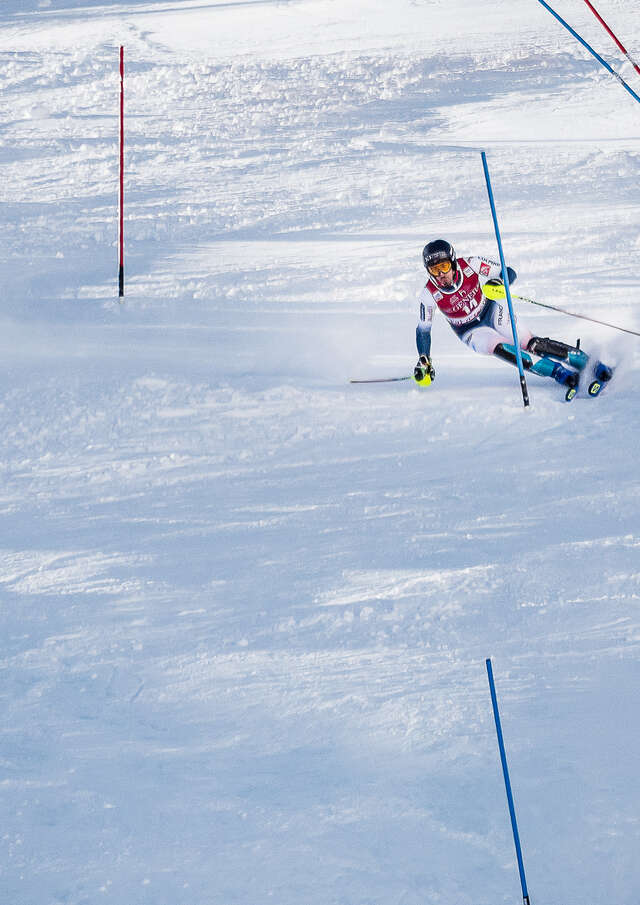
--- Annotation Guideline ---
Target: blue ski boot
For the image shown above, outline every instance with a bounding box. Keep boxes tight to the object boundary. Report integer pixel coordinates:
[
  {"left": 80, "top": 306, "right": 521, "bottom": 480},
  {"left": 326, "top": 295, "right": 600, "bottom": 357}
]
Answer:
[
  {"left": 494, "top": 342, "right": 580, "bottom": 401},
  {"left": 549, "top": 362, "right": 580, "bottom": 401},
  {"left": 587, "top": 361, "right": 614, "bottom": 397},
  {"left": 527, "top": 355, "right": 579, "bottom": 401}
]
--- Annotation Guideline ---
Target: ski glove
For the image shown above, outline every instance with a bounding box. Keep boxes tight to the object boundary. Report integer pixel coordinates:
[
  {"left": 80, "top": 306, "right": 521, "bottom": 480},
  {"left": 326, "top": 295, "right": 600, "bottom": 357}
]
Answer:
[
  {"left": 413, "top": 355, "right": 435, "bottom": 386},
  {"left": 485, "top": 266, "right": 516, "bottom": 287}
]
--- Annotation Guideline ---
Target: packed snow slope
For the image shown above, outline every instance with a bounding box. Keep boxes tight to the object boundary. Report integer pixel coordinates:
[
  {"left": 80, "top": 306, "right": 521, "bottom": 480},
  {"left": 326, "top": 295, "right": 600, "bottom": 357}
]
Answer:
[{"left": 1, "top": 0, "right": 640, "bottom": 903}]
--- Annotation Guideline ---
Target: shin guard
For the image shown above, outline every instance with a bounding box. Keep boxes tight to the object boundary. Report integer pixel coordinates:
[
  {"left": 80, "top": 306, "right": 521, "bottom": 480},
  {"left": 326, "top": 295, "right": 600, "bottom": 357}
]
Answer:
[{"left": 527, "top": 336, "right": 588, "bottom": 370}]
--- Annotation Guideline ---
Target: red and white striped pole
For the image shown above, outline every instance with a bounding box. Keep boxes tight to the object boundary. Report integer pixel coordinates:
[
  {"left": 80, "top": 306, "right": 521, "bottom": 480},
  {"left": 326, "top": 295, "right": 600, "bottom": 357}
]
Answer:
[
  {"left": 119, "top": 45, "right": 125, "bottom": 298},
  {"left": 535, "top": 0, "right": 640, "bottom": 105},
  {"left": 581, "top": 0, "right": 640, "bottom": 77}
]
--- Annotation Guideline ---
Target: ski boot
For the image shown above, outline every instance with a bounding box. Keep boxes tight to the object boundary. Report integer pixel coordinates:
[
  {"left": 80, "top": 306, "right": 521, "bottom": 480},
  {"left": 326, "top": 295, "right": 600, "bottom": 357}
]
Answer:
[
  {"left": 587, "top": 361, "right": 614, "bottom": 398},
  {"left": 529, "top": 337, "right": 615, "bottom": 398},
  {"left": 527, "top": 336, "right": 605, "bottom": 400},
  {"left": 527, "top": 336, "right": 589, "bottom": 371},
  {"left": 495, "top": 343, "right": 580, "bottom": 401},
  {"left": 413, "top": 355, "right": 435, "bottom": 387},
  {"left": 549, "top": 363, "right": 580, "bottom": 401}
]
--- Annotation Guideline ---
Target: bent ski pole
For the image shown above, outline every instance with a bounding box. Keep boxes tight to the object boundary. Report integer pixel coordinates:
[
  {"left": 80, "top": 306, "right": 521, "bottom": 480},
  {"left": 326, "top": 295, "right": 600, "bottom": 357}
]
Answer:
[{"left": 482, "top": 281, "right": 640, "bottom": 338}]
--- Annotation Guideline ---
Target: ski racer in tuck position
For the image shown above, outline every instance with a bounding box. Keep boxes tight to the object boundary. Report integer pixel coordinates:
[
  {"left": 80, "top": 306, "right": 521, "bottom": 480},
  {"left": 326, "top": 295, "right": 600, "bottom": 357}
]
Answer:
[{"left": 413, "top": 239, "right": 613, "bottom": 400}]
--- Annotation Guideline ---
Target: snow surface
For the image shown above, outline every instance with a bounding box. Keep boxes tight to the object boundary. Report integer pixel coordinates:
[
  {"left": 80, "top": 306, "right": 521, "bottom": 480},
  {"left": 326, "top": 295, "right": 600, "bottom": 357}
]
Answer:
[{"left": 1, "top": 0, "right": 640, "bottom": 903}]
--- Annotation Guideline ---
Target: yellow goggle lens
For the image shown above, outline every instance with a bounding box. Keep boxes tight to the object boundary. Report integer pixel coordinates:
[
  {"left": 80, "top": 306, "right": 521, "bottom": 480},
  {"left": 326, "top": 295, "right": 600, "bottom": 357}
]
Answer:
[{"left": 427, "top": 260, "right": 452, "bottom": 276}]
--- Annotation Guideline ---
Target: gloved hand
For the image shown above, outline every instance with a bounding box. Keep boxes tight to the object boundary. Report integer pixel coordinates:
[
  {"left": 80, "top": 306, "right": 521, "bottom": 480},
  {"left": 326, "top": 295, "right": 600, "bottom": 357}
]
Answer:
[
  {"left": 413, "top": 354, "right": 435, "bottom": 386},
  {"left": 481, "top": 277, "right": 506, "bottom": 301},
  {"left": 485, "top": 264, "right": 516, "bottom": 286}
]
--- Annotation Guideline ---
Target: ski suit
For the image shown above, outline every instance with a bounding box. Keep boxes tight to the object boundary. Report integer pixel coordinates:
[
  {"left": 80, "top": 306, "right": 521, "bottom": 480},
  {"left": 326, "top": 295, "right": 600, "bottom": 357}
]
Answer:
[{"left": 416, "top": 255, "right": 532, "bottom": 359}]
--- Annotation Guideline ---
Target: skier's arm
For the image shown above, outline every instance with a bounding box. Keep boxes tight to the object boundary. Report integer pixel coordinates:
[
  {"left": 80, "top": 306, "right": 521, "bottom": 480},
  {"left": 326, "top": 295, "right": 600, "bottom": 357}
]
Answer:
[{"left": 468, "top": 255, "right": 517, "bottom": 285}]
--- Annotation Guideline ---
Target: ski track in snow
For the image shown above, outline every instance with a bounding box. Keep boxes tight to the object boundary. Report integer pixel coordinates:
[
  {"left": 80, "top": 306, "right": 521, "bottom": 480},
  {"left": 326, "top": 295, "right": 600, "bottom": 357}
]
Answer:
[{"left": 1, "top": 0, "right": 640, "bottom": 903}]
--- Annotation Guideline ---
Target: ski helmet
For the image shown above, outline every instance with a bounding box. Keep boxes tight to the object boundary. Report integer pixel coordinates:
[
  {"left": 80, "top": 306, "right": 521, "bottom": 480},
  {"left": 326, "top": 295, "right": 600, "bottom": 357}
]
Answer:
[{"left": 423, "top": 239, "right": 457, "bottom": 274}]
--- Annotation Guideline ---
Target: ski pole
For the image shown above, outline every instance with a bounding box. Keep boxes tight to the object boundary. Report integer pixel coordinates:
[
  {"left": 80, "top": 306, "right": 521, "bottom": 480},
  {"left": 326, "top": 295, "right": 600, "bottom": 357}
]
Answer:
[
  {"left": 486, "top": 659, "right": 531, "bottom": 905},
  {"left": 349, "top": 375, "right": 412, "bottom": 384},
  {"left": 482, "top": 281, "right": 640, "bottom": 338}
]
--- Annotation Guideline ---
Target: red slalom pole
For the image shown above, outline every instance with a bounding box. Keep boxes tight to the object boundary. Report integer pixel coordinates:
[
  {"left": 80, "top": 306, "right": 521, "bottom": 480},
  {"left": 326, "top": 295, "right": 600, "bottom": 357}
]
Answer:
[
  {"left": 535, "top": 0, "right": 640, "bottom": 105},
  {"left": 119, "top": 45, "right": 125, "bottom": 298},
  {"left": 581, "top": 0, "right": 640, "bottom": 77}
]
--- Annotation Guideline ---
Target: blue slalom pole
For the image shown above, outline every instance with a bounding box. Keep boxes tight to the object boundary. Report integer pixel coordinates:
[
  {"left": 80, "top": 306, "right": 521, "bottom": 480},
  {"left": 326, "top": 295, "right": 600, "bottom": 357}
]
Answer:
[
  {"left": 480, "top": 151, "right": 530, "bottom": 408},
  {"left": 535, "top": 0, "right": 640, "bottom": 106},
  {"left": 486, "top": 658, "right": 531, "bottom": 905}
]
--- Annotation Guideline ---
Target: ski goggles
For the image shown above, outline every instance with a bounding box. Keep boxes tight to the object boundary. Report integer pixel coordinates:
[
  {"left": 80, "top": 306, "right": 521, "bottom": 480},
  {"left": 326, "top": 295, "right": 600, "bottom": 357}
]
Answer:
[{"left": 427, "top": 259, "right": 452, "bottom": 276}]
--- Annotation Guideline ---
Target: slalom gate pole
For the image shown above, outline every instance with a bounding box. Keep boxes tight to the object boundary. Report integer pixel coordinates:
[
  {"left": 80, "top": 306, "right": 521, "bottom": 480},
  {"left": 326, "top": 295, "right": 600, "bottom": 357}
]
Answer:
[
  {"left": 486, "top": 659, "right": 531, "bottom": 905},
  {"left": 119, "top": 45, "right": 125, "bottom": 299},
  {"left": 480, "top": 151, "right": 529, "bottom": 408},
  {"left": 581, "top": 0, "right": 640, "bottom": 78},
  {"left": 534, "top": 0, "right": 640, "bottom": 106}
]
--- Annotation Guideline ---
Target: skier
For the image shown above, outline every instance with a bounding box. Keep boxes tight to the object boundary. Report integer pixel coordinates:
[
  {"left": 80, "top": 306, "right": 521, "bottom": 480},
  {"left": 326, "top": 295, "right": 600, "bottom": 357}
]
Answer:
[{"left": 413, "top": 239, "right": 612, "bottom": 399}]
